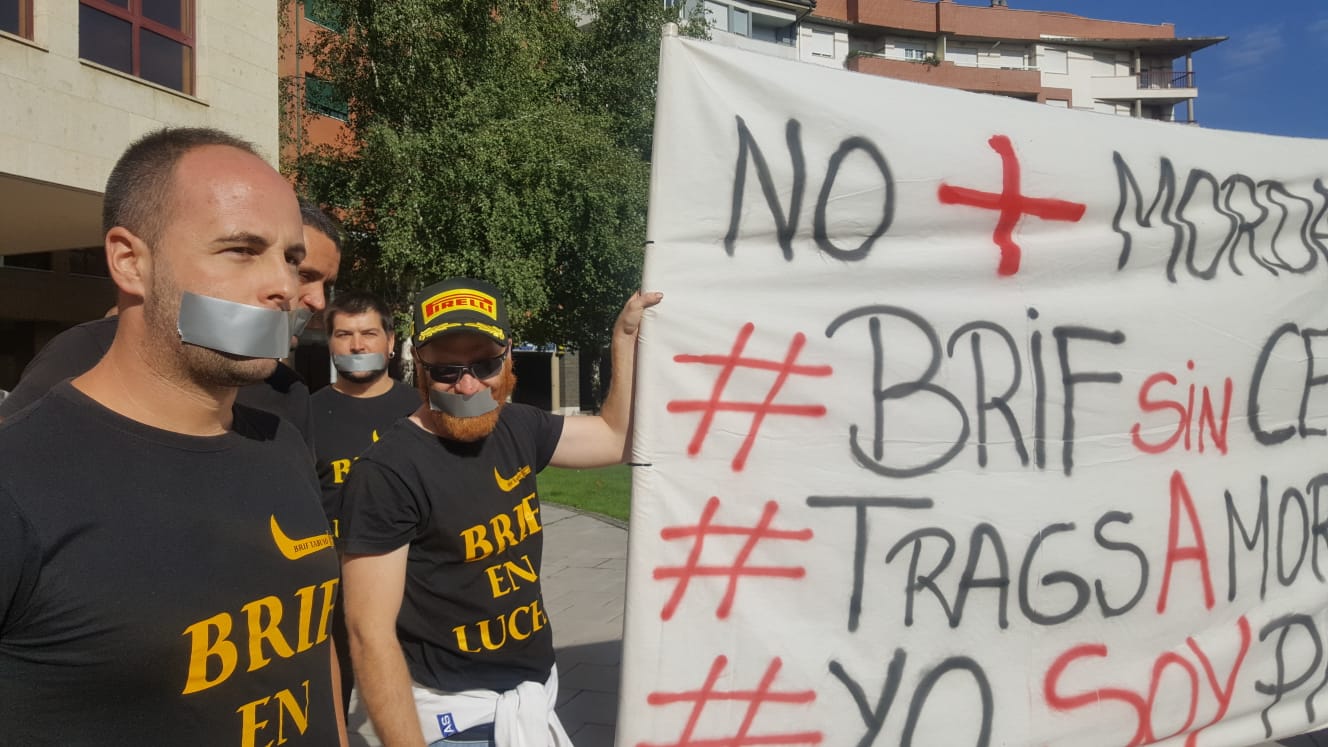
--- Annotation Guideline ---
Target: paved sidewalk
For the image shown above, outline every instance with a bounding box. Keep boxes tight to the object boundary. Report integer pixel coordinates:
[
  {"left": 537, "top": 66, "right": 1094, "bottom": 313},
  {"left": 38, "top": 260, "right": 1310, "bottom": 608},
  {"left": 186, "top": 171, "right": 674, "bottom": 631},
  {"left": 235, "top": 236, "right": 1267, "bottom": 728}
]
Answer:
[
  {"left": 348, "top": 503, "right": 630, "bottom": 746},
  {"left": 540, "top": 504, "right": 631, "bottom": 746}
]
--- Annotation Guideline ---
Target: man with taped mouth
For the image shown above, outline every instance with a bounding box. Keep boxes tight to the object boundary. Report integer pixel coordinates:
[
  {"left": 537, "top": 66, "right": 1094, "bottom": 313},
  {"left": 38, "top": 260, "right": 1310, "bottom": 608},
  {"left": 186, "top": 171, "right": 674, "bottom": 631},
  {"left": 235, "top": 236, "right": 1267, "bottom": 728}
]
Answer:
[
  {"left": 310, "top": 289, "right": 421, "bottom": 712},
  {"left": 0, "top": 128, "right": 346, "bottom": 745},
  {"left": 0, "top": 197, "right": 343, "bottom": 447},
  {"left": 337, "top": 278, "right": 661, "bottom": 746}
]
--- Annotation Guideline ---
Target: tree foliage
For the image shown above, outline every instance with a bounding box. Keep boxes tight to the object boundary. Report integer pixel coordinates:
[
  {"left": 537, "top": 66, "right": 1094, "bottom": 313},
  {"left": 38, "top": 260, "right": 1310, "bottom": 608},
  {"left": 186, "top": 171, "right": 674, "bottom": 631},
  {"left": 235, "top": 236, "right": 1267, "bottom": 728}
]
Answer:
[{"left": 296, "top": 0, "right": 697, "bottom": 351}]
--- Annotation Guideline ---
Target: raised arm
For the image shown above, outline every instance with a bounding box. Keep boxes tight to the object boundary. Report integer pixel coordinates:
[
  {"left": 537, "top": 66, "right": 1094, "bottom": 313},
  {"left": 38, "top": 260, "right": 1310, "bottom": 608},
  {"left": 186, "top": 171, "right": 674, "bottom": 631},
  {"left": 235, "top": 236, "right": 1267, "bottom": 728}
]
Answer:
[{"left": 552, "top": 290, "right": 663, "bottom": 468}]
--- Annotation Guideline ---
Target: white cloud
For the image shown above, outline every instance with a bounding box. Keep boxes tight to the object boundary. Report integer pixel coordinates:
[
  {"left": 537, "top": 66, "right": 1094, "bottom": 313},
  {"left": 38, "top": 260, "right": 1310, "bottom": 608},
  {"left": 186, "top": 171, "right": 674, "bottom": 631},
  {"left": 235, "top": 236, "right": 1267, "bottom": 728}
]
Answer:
[
  {"left": 1309, "top": 16, "right": 1328, "bottom": 38},
  {"left": 1220, "top": 24, "right": 1285, "bottom": 69}
]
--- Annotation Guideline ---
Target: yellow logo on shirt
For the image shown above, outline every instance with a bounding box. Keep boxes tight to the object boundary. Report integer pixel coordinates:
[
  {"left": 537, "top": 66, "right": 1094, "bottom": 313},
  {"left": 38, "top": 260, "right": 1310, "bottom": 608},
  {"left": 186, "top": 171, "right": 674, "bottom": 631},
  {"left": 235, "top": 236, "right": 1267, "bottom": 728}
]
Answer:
[
  {"left": 493, "top": 465, "right": 531, "bottom": 492},
  {"left": 269, "top": 516, "right": 334, "bottom": 560},
  {"left": 180, "top": 577, "right": 341, "bottom": 744}
]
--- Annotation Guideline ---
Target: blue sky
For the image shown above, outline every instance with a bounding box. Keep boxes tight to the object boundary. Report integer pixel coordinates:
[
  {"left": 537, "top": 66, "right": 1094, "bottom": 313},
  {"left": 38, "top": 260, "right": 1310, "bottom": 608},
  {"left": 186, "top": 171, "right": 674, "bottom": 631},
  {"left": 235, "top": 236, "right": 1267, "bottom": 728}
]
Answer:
[{"left": 964, "top": 0, "right": 1328, "bottom": 140}]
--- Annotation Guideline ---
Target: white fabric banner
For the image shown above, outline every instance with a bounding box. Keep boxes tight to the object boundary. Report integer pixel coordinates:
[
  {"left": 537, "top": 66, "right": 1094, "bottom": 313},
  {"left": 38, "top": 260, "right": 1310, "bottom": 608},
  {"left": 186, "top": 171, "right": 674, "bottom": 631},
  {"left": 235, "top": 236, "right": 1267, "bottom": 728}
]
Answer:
[{"left": 622, "top": 32, "right": 1328, "bottom": 747}]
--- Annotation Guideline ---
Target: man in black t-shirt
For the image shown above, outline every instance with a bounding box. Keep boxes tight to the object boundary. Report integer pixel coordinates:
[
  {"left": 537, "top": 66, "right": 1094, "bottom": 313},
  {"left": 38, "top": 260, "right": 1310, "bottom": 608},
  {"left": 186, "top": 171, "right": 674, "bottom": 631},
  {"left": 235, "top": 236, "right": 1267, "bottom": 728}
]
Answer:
[
  {"left": 312, "top": 290, "right": 421, "bottom": 523},
  {"left": 310, "top": 290, "right": 420, "bottom": 710},
  {"left": 338, "top": 278, "right": 661, "bottom": 746},
  {"left": 0, "top": 198, "right": 343, "bottom": 446},
  {"left": 0, "top": 128, "right": 346, "bottom": 745}
]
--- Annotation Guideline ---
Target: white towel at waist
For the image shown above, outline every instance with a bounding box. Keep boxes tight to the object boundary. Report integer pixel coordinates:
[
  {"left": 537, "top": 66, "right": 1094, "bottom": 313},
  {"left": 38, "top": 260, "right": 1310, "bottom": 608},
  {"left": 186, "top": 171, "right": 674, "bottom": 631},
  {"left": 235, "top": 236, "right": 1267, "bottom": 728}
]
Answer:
[{"left": 412, "top": 665, "right": 573, "bottom": 747}]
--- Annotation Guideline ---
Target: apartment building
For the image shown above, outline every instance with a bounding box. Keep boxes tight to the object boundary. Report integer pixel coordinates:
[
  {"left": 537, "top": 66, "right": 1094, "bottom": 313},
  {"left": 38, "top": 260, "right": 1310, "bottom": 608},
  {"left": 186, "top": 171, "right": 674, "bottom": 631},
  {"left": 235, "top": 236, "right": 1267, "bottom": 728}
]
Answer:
[
  {"left": 280, "top": 0, "right": 349, "bottom": 170},
  {"left": 674, "top": 0, "right": 854, "bottom": 66},
  {"left": 0, "top": 0, "right": 285, "bottom": 391},
  {"left": 687, "top": 0, "right": 1223, "bottom": 123}
]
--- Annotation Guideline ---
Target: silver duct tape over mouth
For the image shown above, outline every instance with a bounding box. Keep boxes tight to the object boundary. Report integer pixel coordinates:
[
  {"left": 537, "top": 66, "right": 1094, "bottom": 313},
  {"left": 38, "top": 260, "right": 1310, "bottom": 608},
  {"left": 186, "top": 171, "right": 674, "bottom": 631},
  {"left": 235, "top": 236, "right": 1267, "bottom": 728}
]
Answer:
[
  {"left": 333, "top": 353, "right": 387, "bottom": 373},
  {"left": 289, "top": 308, "right": 315, "bottom": 338},
  {"left": 177, "top": 292, "right": 293, "bottom": 359},
  {"left": 428, "top": 388, "right": 499, "bottom": 417}
]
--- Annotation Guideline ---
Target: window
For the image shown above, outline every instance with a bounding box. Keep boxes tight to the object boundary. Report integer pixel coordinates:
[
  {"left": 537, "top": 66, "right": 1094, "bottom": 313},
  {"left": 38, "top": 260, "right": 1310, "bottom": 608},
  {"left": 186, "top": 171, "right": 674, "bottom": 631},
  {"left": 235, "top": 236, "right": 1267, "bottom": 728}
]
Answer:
[
  {"left": 896, "top": 41, "right": 932, "bottom": 61},
  {"left": 0, "top": 252, "right": 53, "bottom": 271},
  {"left": 751, "top": 17, "right": 795, "bottom": 46},
  {"left": 998, "top": 48, "right": 1025, "bottom": 68},
  {"left": 1041, "top": 47, "right": 1068, "bottom": 75},
  {"left": 1, "top": 0, "right": 32, "bottom": 39},
  {"left": 79, "top": 0, "right": 194, "bottom": 95},
  {"left": 305, "top": 75, "right": 348, "bottom": 121},
  {"left": 704, "top": 1, "right": 728, "bottom": 33},
  {"left": 807, "top": 28, "right": 834, "bottom": 58},
  {"left": 67, "top": 248, "right": 110, "bottom": 278},
  {"left": 303, "top": 0, "right": 343, "bottom": 32},
  {"left": 729, "top": 7, "right": 749, "bottom": 37},
  {"left": 948, "top": 46, "right": 977, "bottom": 67}
]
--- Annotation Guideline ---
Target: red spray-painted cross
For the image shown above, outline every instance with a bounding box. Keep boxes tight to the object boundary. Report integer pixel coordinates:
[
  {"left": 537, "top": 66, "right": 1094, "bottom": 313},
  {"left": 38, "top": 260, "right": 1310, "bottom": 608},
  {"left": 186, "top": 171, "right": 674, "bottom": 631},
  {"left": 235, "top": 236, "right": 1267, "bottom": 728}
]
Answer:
[{"left": 937, "top": 134, "right": 1086, "bottom": 276}]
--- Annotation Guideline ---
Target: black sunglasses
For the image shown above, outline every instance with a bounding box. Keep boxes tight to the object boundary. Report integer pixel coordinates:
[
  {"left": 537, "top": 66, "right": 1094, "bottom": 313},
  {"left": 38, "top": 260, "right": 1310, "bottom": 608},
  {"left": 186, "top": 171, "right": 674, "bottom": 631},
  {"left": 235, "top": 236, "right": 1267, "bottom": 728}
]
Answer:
[{"left": 420, "top": 352, "right": 508, "bottom": 385}]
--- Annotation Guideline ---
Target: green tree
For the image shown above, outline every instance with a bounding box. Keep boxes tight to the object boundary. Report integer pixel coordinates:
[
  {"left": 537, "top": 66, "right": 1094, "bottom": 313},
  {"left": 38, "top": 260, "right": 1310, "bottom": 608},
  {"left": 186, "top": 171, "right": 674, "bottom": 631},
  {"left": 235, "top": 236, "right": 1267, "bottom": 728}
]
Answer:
[
  {"left": 297, "top": 0, "right": 694, "bottom": 353},
  {"left": 569, "top": 0, "right": 708, "bottom": 161}
]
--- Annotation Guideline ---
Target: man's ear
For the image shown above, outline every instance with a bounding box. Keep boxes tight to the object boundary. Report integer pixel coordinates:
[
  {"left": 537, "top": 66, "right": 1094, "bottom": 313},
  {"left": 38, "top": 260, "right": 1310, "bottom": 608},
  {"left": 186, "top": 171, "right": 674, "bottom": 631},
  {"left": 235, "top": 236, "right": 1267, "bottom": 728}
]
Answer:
[{"left": 105, "top": 227, "right": 151, "bottom": 298}]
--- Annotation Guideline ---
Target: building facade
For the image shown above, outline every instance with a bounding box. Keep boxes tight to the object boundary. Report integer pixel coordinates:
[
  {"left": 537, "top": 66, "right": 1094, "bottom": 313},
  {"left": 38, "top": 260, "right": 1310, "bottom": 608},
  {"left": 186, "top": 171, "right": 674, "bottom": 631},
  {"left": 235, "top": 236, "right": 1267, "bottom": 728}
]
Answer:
[
  {"left": 0, "top": 0, "right": 285, "bottom": 390},
  {"left": 279, "top": 0, "right": 350, "bottom": 171},
  {"left": 278, "top": 0, "right": 352, "bottom": 391},
  {"left": 685, "top": 0, "right": 1223, "bottom": 123}
]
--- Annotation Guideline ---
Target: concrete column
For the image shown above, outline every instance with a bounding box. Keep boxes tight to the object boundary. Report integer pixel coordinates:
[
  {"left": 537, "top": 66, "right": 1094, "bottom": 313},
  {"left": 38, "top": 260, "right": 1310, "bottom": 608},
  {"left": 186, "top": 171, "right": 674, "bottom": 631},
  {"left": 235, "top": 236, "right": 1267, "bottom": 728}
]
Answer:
[
  {"left": 1132, "top": 50, "right": 1142, "bottom": 118},
  {"left": 549, "top": 353, "right": 561, "bottom": 415},
  {"left": 1186, "top": 54, "right": 1195, "bottom": 123}
]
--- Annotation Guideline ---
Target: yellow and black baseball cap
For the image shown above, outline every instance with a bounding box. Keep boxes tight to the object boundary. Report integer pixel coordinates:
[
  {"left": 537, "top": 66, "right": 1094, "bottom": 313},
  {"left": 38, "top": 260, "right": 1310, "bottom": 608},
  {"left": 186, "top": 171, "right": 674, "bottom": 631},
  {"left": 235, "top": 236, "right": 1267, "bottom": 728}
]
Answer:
[{"left": 412, "top": 277, "right": 510, "bottom": 348}]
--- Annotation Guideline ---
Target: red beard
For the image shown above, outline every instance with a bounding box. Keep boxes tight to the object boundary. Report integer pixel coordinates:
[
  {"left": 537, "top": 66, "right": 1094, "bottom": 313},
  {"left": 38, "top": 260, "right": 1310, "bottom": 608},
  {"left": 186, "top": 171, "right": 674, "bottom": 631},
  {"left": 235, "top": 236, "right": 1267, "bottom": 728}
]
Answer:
[{"left": 418, "top": 364, "right": 517, "bottom": 443}]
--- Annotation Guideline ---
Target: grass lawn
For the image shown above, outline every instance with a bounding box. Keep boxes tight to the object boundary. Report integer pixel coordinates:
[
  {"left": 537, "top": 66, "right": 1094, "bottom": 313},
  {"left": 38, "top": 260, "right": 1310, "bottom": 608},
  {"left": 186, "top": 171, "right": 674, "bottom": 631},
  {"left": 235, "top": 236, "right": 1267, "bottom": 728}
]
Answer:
[{"left": 539, "top": 464, "right": 632, "bottom": 522}]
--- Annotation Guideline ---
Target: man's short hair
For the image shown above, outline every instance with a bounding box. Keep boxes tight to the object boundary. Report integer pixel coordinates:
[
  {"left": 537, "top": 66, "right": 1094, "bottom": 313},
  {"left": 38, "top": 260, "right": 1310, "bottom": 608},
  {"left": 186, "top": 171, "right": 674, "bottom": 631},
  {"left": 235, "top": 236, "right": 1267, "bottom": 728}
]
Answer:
[
  {"left": 103, "top": 127, "right": 261, "bottom": 245},
  {"left": 325, "top": 290, "right": 394, "bottom": 334},
  {"left": 299, "top": 198, "right": 345, "bottom": 254}
]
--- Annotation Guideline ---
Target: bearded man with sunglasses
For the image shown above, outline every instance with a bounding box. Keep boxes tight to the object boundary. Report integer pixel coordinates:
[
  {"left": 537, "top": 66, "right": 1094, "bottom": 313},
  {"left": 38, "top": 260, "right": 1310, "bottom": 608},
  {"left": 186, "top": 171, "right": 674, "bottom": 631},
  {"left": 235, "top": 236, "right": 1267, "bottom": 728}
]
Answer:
[{"left": 337, "top": 277, "right": 661, "bottom": 747}]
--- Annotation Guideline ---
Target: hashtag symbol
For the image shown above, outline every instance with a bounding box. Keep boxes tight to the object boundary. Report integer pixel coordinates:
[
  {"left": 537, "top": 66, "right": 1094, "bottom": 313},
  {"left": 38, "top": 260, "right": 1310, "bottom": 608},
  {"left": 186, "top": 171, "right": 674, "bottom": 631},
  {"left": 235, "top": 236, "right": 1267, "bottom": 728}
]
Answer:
[
  {"left": 668, "top": 323, "right": 832, "bottom": 471},
  {"left": 654, "top": 497, "right": 813, "bottom": 620},
  {"left": 639, "top": 655, "right": 822, "bottom": 747}
]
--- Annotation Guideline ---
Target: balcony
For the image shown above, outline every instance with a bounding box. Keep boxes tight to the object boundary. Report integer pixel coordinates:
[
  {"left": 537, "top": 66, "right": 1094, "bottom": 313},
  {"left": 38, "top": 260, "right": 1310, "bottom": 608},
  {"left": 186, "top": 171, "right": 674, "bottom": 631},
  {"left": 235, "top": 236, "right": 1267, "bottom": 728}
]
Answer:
[
  {"left": 1092, "top": 70, "right": 1197, "bottom": 102},
  {"left": 1139, "top": 70, "right": 1195, "bottom": 89},
  {"left": 847, "top": 54, "right": 1043, "bottom": 98},
  {"left": 709, "top": 29, "right": 799, "bottom": 61}
]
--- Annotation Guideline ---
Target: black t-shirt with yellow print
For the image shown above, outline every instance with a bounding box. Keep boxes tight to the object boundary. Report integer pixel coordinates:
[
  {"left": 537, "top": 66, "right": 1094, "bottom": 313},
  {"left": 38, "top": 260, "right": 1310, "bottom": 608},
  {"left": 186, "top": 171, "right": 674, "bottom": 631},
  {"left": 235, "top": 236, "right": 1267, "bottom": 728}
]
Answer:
[
  {"left": 309, "top": 380, "right": 421, "bottom": 527},
  {"left": 0, "top": 382, "right": 340, "bottom": 746},
  {"left": 337, "top": 404, "right": 563, "bottom": 693}
]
